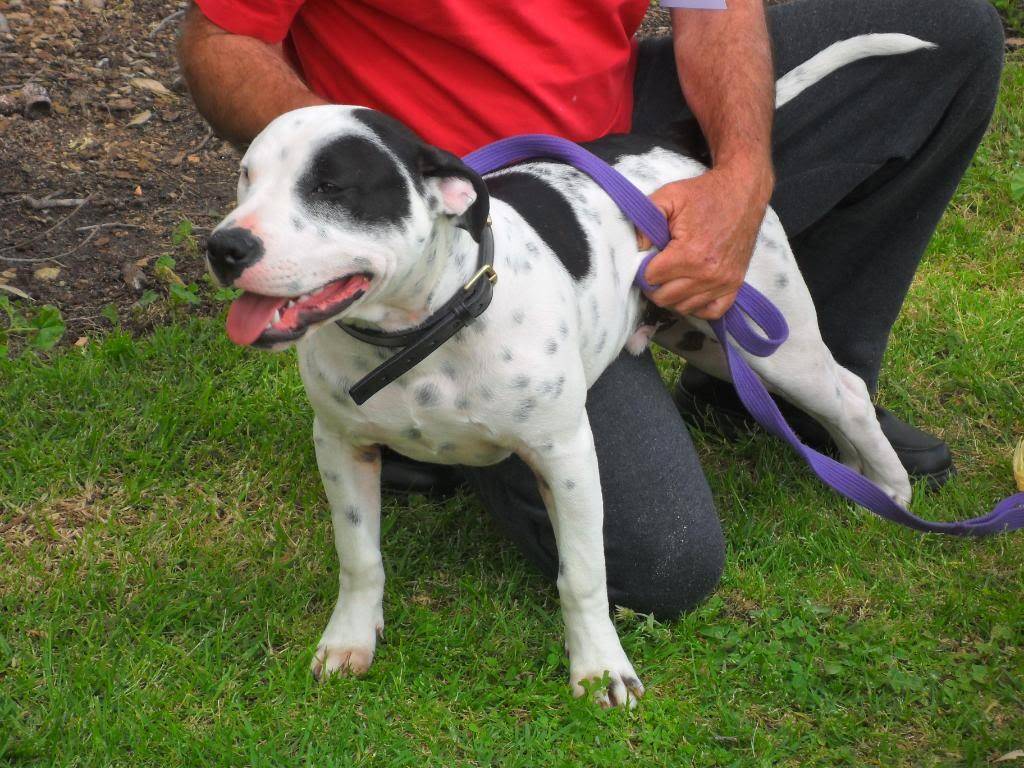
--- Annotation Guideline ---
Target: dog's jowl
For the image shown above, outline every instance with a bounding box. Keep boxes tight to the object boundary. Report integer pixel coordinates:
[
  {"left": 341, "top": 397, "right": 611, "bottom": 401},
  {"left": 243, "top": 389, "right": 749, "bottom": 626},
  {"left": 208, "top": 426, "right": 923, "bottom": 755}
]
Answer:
[{"left": 208, "top": 35, "right": 929, "bottom": 707}]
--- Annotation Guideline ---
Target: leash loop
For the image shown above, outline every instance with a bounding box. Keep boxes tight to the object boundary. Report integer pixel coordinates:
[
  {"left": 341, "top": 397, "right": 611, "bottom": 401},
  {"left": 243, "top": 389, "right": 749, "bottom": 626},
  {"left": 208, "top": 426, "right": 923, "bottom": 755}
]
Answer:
[{"left": 465, "top": 133, "right": 1024, "bottom": 537}]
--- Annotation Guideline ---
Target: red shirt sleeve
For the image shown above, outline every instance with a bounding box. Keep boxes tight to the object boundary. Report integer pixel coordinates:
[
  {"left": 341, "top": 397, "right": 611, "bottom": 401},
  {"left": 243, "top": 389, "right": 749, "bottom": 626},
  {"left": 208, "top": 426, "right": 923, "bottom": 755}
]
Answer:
[{"left": 193, "top": 0, "right": 305, "bottom": 44}]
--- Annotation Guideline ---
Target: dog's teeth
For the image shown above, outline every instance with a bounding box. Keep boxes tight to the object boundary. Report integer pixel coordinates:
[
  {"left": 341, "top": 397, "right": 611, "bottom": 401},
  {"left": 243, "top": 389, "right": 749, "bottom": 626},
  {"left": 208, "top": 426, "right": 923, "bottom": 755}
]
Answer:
[
  {"left": 272, "top": 310, "right": 281, "bottom": 323},
  {"left": 286, "top": 300, "right": 295, "bottom": 309}
]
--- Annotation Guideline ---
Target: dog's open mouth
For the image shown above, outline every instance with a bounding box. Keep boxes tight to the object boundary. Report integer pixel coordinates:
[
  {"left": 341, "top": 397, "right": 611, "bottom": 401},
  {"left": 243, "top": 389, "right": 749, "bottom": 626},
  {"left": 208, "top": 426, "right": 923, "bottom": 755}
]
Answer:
[{"left": 226, "top": 274, "right": 371, "bottom": 347}]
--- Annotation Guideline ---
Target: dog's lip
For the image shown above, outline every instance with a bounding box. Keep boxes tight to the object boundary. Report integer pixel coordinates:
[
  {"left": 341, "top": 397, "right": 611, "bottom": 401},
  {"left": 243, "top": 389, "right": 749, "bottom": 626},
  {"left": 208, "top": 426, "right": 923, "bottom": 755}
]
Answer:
[{"left": 226, "top": 273, "right": 371, "bottom": 347}]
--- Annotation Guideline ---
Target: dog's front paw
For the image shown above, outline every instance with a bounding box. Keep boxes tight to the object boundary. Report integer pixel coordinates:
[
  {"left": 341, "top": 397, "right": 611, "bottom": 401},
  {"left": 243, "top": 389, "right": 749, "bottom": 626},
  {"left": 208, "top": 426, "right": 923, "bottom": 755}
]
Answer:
[
  {"left": 569, "top": 645, "right": 644, "bottom": 708},
  {"left": 311, "top": 643, "right": 375, "bottom": 680},
  {"left": 311, "top": 609, "right": 383, "bottom": 681}
]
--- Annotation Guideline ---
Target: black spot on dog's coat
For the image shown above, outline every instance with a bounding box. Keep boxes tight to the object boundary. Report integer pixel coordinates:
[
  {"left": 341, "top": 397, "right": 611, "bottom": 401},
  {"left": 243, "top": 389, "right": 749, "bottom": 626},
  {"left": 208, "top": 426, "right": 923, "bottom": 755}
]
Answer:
[
  {"left": 353, "top": 108, "right": 490, "bottom": 241},
  {"left": 356, "top": 448, "right": 378, "bottom": 463},
  {"left": 344, "top": 507, "right": 361, "bottom": 526},
  {"left": 544, "top": 338, "right": 558, "bottom": 355},
  {"left": 540, "top": 375, "right": 565, "bottom": 398},
  {"left": 297, "top": 135, "right": 410, "bottom": 226},
  {"left": 583, "top": 130, "right": 709, "bottom": 167},
  {"left": 514, "top": 397, "right": 537, "bottom": 422},
  {"left": 415, "top": 383, "right": 439, "bottom": 407},
  {"left": 486, "top": 171, "right": 592, "bottom": 280},
  {"left": 774, "top": 273, "right": 789, "bottom": 289}
]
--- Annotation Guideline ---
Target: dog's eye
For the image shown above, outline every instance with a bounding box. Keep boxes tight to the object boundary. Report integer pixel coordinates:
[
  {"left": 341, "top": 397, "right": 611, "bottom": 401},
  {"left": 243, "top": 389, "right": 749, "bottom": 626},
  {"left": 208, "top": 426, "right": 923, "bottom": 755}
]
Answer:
[{"left": 313, "top": 181, "right": 346, "bottom": 195}]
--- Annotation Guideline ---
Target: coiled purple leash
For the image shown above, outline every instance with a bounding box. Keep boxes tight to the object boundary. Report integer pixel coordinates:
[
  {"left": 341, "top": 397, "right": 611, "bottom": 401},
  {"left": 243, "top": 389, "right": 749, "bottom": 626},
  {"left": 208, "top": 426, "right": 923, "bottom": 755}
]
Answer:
[{"left": 464, "top": 134, "right": 1024, "bottom": 536}]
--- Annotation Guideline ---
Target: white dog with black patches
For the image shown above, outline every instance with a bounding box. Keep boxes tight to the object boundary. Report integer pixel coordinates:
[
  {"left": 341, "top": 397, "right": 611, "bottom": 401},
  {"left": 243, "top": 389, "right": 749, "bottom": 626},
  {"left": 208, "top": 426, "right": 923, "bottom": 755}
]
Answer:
[{"left": 207, "top": 34, "right": 931, "bottom": 707}]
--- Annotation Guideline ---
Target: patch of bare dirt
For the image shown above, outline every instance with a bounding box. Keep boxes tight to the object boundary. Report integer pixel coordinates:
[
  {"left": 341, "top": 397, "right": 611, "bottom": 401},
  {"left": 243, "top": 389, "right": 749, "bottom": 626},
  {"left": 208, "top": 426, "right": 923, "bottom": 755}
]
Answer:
[{"left": 0, "top": 0, "right": 236, "bottom": 341}]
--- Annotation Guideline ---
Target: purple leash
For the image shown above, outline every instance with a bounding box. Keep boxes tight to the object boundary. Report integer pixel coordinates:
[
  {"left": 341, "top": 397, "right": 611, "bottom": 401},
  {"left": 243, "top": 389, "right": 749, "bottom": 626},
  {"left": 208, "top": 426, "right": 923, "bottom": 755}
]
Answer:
[{"left": 464, "top": 134, "right": 1024, "bottom": 537}]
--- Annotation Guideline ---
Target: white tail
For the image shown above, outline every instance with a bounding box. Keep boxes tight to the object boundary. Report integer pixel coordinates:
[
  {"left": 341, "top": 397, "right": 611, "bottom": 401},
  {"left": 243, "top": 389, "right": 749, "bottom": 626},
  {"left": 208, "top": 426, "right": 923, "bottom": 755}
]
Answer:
[{"left": 776, "top": 34, "right": 936, "bottom": 108}]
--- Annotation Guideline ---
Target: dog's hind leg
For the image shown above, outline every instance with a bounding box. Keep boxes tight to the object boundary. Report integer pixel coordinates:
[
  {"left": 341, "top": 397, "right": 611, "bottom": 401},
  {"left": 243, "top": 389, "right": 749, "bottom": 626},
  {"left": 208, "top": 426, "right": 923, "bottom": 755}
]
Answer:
[
  {"left": 656, "top": 210, "right": 911, "bottom": 506},
  {"left": 728, "top": 265, "right": 912, "bottom": 506},
  {"left": 309, "top": 419, "right": 386, "bottom": 680},
  {"left": 520, "top": 416, "right": 644, "bottom": 709}
]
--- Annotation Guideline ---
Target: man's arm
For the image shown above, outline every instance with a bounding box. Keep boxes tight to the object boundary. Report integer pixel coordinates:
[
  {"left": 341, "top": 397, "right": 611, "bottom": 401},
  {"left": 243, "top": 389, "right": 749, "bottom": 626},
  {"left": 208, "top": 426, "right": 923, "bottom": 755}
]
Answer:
[
  {"left": 176, "top": 3, "right": 328, "bottom": 148},
  {"left": 640, "top": 1, "right": 775, "bottom": 320}
]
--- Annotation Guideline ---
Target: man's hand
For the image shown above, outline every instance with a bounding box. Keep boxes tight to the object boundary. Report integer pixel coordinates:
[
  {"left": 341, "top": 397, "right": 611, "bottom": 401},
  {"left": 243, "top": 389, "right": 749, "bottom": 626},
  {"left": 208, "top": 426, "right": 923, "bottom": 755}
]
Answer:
[
  {"left": 638, "top": 161, "right": 772, "bottom": 319},
  {"left": 637, "top": 0, "right": 775, "bottom": 320}
]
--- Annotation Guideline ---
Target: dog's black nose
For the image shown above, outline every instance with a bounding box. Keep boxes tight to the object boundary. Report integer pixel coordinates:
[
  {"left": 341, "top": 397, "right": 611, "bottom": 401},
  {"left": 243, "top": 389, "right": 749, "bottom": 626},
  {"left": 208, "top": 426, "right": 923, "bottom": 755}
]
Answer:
[{"left": 206, "top": 227, "right": 264, "bottom": 284}]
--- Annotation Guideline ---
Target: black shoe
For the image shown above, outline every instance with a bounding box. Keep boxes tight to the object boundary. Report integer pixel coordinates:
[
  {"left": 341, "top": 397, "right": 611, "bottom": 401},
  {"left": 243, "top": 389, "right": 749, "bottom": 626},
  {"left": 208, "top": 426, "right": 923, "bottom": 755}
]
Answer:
[
  {"left": 380, "top": 447, "right": 464, "bottom": 497},
  {"left": 674, "top": 367, "right": 956, "bottom": 491}
]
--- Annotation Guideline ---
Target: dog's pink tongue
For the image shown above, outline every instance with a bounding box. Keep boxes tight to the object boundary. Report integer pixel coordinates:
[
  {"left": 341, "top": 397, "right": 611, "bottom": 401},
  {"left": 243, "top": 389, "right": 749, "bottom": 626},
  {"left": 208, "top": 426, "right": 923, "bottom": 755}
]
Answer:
[{"left": 226, "top": 292, "right": 289, "bottom": 346}]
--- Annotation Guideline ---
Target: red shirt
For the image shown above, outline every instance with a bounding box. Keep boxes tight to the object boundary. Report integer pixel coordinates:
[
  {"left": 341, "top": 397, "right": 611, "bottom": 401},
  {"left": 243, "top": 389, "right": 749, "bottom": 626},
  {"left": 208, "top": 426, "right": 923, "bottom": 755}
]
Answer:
[{"left": 195, "top": 0, "right": 649, "bottom": 155}]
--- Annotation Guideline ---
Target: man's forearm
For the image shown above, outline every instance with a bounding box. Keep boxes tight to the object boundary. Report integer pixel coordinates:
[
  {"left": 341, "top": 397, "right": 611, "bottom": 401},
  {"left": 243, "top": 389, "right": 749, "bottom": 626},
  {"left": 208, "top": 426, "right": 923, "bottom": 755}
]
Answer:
[
  {"left": 671, "top": 2, "right": 775, "bottom": 202},
  {"left": 177, "top": 5, "right": 328, "bottom": 148}
]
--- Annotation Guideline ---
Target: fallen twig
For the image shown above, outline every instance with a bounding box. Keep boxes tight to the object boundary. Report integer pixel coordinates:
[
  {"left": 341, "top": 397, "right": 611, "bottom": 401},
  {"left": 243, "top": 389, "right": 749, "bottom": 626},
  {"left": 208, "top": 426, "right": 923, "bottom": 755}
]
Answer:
[
  {"left": 75, "top": 222, "right": 145, "bottom": 232},
  {"left": 23, "top": 195, "right": 89, "bottom": 210},
  {"left": 192, "top": 129, "right": 215, "bottom": 153},
  {"left": 0, "top": 195, "right": 93, "bottom": 255},
  {"left": 0, "top": 254, "right": 67, "bottom": 264},
  {"left": 149, "top": 7, "right": 185, "bottom": 38},
  {"left": 52, "top": 228, "right": 98, "bottom": 260}
]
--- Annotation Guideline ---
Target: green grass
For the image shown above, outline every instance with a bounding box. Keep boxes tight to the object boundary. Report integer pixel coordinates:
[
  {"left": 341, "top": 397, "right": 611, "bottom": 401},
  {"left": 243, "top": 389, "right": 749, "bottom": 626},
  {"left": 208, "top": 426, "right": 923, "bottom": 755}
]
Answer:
[{"left": 2, "top": 58, "right": 1023, "bottom": 768}]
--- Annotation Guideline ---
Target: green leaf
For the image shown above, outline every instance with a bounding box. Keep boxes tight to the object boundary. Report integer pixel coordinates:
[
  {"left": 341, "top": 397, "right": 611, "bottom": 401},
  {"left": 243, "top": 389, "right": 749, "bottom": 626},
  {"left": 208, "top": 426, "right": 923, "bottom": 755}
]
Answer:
[
  {"left": 213, "top": 286, "right": 242, "bottom": 303},
  {"left": 169, "top": 283, "right": 201, "bottom": 306},
  {"left": 1009, "top": 168, "right": 1024, "bottom": 203},
  {"left": 137, "top": 290, "right": 159, "bottom": 308},
  {"left": 29, "top": 305, "right": 65, "bottom": 350},
  {"left": 155, "top": 254, "right": 176, "bottom": 271},
  {"left": 0, "top": 295, "right": 26, "bottom": 328},
  {"left": 100, "top": 303, "right": 120, "bottom": 326},
  {"left": 170, "top": 219, "right": 194, "bottom": 246}
]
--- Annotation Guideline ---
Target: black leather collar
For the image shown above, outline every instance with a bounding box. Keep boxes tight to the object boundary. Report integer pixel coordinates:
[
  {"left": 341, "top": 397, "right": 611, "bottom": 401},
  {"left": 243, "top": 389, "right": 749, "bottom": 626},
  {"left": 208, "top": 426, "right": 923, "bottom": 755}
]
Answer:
[{"left": 338, "top": 223, "right": 496, "bottom": 405}]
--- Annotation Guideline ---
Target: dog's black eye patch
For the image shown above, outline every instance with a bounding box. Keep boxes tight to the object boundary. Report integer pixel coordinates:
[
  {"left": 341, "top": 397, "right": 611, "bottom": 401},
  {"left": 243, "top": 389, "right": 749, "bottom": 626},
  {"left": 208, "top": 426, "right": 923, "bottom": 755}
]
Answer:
[
  {"left": 487, "top": 171, "right": 591, "bottom": 281},
  {"left": 297, "top": 136, "right": 409, "bottom": 226}
]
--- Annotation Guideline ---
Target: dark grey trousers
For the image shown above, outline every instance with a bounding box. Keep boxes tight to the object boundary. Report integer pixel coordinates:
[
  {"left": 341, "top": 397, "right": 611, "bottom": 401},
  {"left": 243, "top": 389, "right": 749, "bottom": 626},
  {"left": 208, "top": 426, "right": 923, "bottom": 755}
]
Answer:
[{"left": 465, "top": 0, "right": 1005, "bottom": 619}]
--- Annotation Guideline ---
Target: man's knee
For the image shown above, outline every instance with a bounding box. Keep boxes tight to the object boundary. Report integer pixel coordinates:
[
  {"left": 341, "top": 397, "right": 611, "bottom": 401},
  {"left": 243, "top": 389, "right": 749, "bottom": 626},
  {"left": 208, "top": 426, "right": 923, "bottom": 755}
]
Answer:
[
  {"left": 606, "top": 497, "right": 726, "bottom": 621},
  {"left": 926, "top": 0, "right": 1005, "bottom": 76}
]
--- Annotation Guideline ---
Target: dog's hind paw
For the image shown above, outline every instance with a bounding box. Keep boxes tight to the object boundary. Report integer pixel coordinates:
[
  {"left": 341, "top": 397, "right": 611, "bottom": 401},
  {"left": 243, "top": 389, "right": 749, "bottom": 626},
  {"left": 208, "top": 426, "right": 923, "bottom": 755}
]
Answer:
[
  {"left": 311, "top": 645, "right": 375, "bottom": 680},
  {"left": 571, "top": 662, "right": 645, "bottom": 709}
]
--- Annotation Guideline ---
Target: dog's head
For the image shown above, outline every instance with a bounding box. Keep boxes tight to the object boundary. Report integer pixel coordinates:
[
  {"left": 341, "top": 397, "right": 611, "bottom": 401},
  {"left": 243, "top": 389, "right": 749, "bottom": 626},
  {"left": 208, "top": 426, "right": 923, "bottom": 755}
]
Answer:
[{"left": 207, "top": 105, "right": 489, "bottom": 349}]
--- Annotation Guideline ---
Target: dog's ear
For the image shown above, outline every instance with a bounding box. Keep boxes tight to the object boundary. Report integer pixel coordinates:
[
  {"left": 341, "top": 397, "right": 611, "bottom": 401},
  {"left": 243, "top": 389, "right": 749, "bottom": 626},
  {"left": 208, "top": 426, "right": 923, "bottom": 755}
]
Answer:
[{"left": 418, "top": 146, "right": 490, "bottom": 242}]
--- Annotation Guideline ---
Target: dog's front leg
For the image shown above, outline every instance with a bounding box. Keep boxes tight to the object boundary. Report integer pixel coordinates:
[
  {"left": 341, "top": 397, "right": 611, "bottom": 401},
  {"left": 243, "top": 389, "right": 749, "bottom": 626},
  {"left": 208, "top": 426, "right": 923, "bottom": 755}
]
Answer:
[
  {"left": 524, "top": 417, "right": 644, "bottom": 708},
  {"left": 309, "top": 418, "right": 385, "bottom": 680}
]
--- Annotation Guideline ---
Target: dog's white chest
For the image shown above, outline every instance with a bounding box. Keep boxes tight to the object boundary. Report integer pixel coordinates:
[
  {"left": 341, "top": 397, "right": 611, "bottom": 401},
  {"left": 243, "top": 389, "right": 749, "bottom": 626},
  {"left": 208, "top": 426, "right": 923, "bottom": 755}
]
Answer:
[{"left": 298, "top": 328, "right": 516, "bottom": 466}]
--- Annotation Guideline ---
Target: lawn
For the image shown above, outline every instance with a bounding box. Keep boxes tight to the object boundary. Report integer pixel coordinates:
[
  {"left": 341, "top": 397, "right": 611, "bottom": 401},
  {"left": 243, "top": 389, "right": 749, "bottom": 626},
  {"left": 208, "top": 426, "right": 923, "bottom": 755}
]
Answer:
[{"left": 2, "top": 57, "right": 1022, "bottom": 768}]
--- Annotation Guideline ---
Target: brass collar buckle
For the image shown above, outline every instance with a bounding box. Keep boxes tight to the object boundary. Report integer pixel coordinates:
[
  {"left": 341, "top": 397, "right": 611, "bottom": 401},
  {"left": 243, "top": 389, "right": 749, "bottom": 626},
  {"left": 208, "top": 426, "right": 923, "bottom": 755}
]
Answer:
[{"left": 464, "top": 263, "right": 498, "bottom": 291}]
